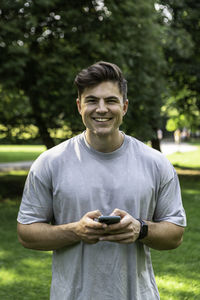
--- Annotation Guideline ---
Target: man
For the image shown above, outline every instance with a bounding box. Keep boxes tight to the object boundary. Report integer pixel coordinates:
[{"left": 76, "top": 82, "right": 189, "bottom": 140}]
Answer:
[{"left": 17, "top": 61, "right": 186, "bottom": 299}]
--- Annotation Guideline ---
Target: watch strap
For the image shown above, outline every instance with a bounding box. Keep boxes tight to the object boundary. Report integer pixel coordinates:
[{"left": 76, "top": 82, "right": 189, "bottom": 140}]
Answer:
[{"left": 137, "top": 218, "right": 148, "bottom": 240}]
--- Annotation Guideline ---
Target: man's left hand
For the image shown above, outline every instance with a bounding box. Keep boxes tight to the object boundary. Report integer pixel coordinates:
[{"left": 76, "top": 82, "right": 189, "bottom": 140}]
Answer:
[{"left": 99, "top": 208, "right": 141, "bottom": 244}]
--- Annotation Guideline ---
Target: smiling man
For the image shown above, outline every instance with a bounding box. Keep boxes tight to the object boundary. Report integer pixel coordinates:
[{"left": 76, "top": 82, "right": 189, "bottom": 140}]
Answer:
[
  {"left": 17, "top": 61, "right": 186, "bottom": 300},
  {"left": 76, "top": 80, "right": 128, "bottom": 152}
]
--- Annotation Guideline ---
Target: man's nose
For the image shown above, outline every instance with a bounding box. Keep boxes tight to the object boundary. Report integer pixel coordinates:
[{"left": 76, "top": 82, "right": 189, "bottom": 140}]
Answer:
[{"left": 96, "top": 99, "right": 108, "bottom": 113}]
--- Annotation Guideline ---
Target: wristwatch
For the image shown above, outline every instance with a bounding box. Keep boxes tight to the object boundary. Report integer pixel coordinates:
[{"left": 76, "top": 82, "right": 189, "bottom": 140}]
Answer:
[{"left": 137, "top": 219, "right": 148, "bottom": 240}]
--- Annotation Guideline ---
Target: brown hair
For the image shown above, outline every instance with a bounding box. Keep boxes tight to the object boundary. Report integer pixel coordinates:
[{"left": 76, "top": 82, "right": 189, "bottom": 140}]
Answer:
[{"left": 74, "top": 61, "right": 127, "bottom": 102}]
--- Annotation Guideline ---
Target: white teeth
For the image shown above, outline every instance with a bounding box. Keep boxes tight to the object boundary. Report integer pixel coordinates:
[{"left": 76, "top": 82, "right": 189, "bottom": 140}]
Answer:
[{"left": 94, "top": 118, "right": 110, "bottom": 122}]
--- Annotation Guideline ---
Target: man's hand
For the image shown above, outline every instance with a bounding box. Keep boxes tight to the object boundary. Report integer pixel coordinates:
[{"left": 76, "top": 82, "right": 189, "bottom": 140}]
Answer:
[
  {"left": 17, "top": 210, "right": 105, "bottom": 250},
  {"left": 75, "top": 210, "right": 106, "bottom": 244},
  {"left": 99, "top": 208, "right": 141, "bottom": 244}
]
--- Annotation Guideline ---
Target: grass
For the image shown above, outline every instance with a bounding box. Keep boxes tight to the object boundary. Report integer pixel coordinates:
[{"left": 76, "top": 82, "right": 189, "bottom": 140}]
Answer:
[
  {"left": 0, "top": 145, "right": 46, "bottom": 163},
  {"left": 151, "top": 175, "right": 200, "bottom": 299},
  {"left": 0, "top": 199, "right": 52, "bottom": 300},
  {"left": 166, "top": 144, "right": 200, "bottom": 170},
  {"left": 0, "top": 143, "right": 200, "bottom": 299},
  {"left": 0, "top": 170, "right": 52, "bottom": 299}
]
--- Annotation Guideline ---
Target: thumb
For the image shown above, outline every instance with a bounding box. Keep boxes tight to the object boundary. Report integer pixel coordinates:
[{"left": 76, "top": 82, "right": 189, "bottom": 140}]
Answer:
[
  {"left": 86, "top": 210, "right": 102, "bottom": 219},
  {"left": 110, "top": 208, "right": 127, "bottom": 217}
]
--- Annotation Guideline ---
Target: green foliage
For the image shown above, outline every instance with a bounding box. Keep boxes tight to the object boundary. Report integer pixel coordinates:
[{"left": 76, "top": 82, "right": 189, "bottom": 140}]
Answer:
[
  {"left": 162, "top": 86, "right": 200, "bottom": 132},
  {"left": 157, "top": 0, "right": 200, "bottom": 132},
  {"left": 0, "top": 0, "right": 166, "bottom": 146},
  {"left": 115, "top": 1, "right": 166, "bottom": 140}
]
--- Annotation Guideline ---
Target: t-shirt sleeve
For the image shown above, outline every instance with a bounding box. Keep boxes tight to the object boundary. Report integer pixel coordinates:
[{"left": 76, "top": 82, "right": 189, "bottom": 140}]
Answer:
[
  {"left": 153, "top": 168, "right": 186, "bottom": 227},
  {"left": 17, "top": 156, "right": 53, "bottom": 225}
]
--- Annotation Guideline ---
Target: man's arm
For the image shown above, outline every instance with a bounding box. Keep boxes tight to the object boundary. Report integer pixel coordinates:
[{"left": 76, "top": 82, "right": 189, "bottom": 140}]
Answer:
[
  {"left": 99, "top": 209, "right": 184, "bottom": 250},
  {"left": 17, "top": 210, "right": 105, "bottom": 251},
  {"left": 17, "top": 222, "right": 79, "bottom": 251},
  {"left": 140, "top": 220, "right": 184, "bottom": 250}
]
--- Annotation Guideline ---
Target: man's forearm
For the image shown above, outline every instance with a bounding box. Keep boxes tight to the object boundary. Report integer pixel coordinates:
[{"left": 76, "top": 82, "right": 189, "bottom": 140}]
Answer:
[
  {"left": 17, "top": 222, "right": 80, "bottom": 251},
  {"left": 141, "top": 221, "right": 184, "bottom": 250}
]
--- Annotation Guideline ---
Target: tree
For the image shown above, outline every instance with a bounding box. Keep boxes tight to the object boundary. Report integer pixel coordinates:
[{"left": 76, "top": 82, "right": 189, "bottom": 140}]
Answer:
[
  {"left": 0, "top": 0, "right": 166, "bottom": 149},
  {"left": 113, "top": 1, "right": 166, "bottom": 149},
  {"left": 0, "top": 86, "right": 37, "bottom": 142},
  {"left": 156, "top": 0, "right": 200, "bottom": 133}
]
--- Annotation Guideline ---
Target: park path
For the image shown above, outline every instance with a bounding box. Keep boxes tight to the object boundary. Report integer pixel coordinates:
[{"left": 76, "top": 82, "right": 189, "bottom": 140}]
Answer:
[
  {"left": 0, "top": 141, "right": 198, "bottom": 172},
  {"left": 160, "top": 141, "right": 198, "bottom": 155},
  {"left": 0, "top": 161, "right": 33, "bottom": 172}
]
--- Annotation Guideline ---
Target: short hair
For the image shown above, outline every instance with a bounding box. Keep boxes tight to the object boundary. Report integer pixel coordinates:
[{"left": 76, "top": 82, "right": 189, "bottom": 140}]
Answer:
[{"left": 74, "top": 61, "right": 127, "bottom": 102}]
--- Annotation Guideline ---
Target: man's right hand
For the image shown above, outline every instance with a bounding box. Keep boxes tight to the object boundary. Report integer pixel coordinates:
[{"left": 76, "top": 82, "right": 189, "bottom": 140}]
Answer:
[
  {"left": 17, "top": 210, "right": 106, "bottom": 251},
  {"left": 75, "top": 210, "right": 106, "bottom": 244}
]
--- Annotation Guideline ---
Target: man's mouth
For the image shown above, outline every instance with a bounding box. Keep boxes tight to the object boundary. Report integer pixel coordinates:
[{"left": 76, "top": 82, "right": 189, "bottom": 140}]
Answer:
[{"left": 92, "top": 118, "right": 112, "bottom": 122}]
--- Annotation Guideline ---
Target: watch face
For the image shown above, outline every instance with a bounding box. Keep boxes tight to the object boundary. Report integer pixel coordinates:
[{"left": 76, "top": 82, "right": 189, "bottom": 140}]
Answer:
[
  {"left": 137, "top": 219, "right": 148, "bottom": 240},
  {"left": 142, "top": 223, "right": 148, "bottom": 238}
]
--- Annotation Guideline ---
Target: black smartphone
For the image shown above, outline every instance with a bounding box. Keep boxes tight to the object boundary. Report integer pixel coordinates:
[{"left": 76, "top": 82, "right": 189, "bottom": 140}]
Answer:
[{"left": 98, "top": 216, "right": 121, "bottom": 225}]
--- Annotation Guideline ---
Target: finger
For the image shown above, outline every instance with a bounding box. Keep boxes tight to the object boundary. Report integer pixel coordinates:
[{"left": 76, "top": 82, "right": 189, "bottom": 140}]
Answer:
[
  {"left": 85, "top": 217, "right": 105, "bottom": 229},
  {"left": 86, "top": 210, "right": 102, "bottom": 219},
  {"left": 105, "top": 222, "right": 123, "bottom": 232},
  {"left": 99, "top": 232, "right": 132, "bottom": 242},
  {"left": 120, "top": 215, "right": 132, "bottom": 226},
  {"left": 110, "top": 208, "right": 127, "bottom": 218},
  {"left": 85, "top": 227, "right": 106, "bottom": 235},
  {"left": 105, "top": 217, "right": 131, "bottom": 231},
  {"left": 83, "top": 236, "right": 99, "bottom": 244},
  {"left": 117, "top": 238, "right": 135, "bottom": 244}
]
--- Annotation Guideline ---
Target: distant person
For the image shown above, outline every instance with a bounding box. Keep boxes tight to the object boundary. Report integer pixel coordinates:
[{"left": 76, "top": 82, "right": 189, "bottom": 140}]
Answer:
[
  {"left": 181, "top": 128, "right": 190, "bottom": 141},
  {"left": 17, "top": 61, "right": 186, "bottom": 300},
  {"left": 174, "top": 129, "right": 181, "bottom": 144},
  {"left": 157, "top": 129, "right": 163, "bottom": 140}
]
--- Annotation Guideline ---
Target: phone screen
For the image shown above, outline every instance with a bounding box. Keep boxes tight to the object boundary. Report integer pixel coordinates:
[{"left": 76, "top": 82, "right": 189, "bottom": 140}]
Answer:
[{"left": 98, "top": 216, "right": 121, "bottom": 225}]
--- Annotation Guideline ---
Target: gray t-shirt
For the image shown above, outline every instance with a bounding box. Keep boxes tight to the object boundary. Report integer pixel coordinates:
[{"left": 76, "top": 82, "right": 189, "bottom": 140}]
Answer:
[{"left": 17, "top": 132, "right": 186, "bottom": 300}]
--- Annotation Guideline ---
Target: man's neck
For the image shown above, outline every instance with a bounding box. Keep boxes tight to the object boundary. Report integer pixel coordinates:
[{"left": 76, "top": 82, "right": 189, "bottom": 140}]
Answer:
[{"left": 85, "top": 130, "right": 124, "bottom": 153}]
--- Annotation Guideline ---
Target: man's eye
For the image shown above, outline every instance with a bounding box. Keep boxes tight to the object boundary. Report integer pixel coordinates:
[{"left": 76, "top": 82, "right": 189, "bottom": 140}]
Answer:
[
  {"left": 107, "top": 99, "right": 117, "bottom": 103},
  {"left": 87, "top": 99, "right": 96, "bottom": 103}
]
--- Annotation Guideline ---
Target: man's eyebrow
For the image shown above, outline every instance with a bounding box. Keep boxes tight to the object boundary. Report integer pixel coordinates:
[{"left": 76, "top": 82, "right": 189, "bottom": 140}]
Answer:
[
  {"left": 85, "top": 95, "right": 99, "bottom": 99},
  {"left": 84, "top": 95, "right": 120, "bottom": 100},
  {"left": 105, "top": 96, "right": 120, "bottom": 100}
]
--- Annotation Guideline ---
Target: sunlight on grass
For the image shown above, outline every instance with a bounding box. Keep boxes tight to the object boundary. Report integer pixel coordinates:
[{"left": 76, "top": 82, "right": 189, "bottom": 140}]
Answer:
[
  {"left": 167, "top": 145, "right": 200, "bottom": 169},
  {"left": 0, "top": 250, "right": 6, "bottom": 259},
  {"left": 0, "top": 144, "right": 199, "bottom": 298},
  {"left": 0, "top": 145, "right": 46, "bottom": 152},
  {"left": 21, "top": 254, "right": 52, "bottom": 269},
  {"left": 0, "top": 145, "right": 46, "bottom": 163},
  {"left": 0, "top": 170, "right": 28, "bottom": 177},
  {"left": 0, "top": 268, "right": 19, "bottom": 285},
  {"left": 156, "top": 275, "right": 200, "bottom": 300},
  {"left": 183, "top": 189, "right": 200, "bottom": 196}
]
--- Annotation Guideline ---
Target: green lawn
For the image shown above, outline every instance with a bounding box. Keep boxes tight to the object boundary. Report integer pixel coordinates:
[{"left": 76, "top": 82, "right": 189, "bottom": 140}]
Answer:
[
  {"left": 0, "top": 199, "right": 52, "bottom": 299},
  {"left": 152, "top": 175, "right": 200, "bottom": 299},
  {"left": 0, "top": 144, "right": 200, "bottom": 299},
  {"left": 167, "top": 144, "right": 200, "bottom": 170},
  {"left": 0, "top": 145, "right": 46, "bottom": 163}
]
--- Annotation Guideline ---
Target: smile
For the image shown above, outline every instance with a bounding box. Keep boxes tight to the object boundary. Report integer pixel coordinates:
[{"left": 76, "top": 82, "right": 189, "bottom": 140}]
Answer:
[{"left": 92, "top": 118, "right": 112, "bottom": 122}]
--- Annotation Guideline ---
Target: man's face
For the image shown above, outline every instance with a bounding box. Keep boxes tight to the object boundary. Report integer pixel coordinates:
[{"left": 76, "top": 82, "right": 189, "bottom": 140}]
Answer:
[{"left": 76, "top": 81, "right": 128, "bottom": 138}]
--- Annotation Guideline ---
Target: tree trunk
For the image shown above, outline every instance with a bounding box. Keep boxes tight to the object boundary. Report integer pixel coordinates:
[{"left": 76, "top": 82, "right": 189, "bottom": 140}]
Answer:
[
  {"left": 29, "top": 95, "right": 55, "bottom": 149},
  {"left": 151, "top": 138, "right": 161, "bottom": 152}
]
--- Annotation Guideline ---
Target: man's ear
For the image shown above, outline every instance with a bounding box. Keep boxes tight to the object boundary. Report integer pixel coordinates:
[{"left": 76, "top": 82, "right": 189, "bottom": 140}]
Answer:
[
  {"left": 123, "top": 99, "right": 129, "bottom": 116},
  {"left": 76, "top": 98, "right": 82, "bottom": 115}
]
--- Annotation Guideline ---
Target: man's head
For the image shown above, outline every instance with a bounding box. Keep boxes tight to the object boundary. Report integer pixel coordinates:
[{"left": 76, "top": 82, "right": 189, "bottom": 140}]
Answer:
[{"left": 74, "top": 61, "right": 127, "bottom": 102}]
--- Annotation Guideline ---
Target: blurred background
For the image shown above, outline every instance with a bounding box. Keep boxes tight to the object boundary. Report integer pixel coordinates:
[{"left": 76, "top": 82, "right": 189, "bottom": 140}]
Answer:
[
  {"left": 0, "top": 0, "right": 199, "bottom": 151},
  {"left": 0, "top": 2, "right": 200, "bottom": 299}
]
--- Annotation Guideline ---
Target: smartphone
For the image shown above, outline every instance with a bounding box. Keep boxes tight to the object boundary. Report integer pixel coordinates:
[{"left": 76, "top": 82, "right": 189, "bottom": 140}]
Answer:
[{"left": 98, "top": 216, "right": 121, "bottom": 225}]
